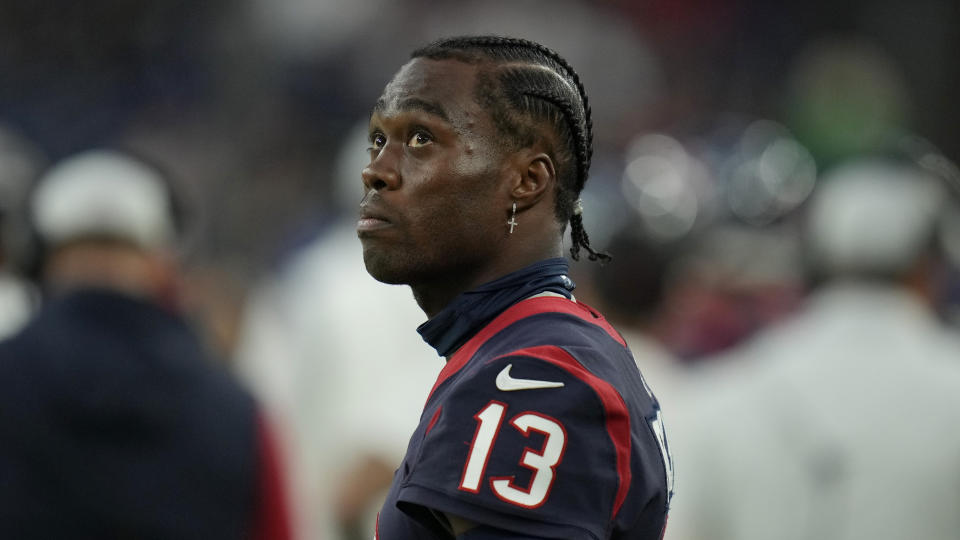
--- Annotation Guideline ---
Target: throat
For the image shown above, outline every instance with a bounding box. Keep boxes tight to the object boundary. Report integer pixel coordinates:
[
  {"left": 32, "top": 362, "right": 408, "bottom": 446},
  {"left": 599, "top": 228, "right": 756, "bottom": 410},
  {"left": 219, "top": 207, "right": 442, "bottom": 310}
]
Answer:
[
  {"left": 415, "top": 258, "right": 575, "bottom": 357},
  {"left": 410, "top": 281, "right": 466, "bottom": 319}
]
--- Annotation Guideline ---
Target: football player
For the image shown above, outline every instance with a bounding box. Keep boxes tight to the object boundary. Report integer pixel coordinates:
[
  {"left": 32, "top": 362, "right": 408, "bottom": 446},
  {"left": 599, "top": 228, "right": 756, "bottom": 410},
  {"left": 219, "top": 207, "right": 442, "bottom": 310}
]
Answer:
[{"left": 358, "top": 36, "right": 673, "bottom": 539}]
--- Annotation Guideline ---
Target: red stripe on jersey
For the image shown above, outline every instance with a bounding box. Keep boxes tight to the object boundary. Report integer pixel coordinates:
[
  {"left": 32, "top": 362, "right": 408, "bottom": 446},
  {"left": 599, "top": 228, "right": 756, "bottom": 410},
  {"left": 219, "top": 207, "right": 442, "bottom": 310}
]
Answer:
[
  {"left": 426, "top": 297, "right": 625, "bottom": 402},
  {"left": 508, "top": 345, "right": 633, "bottom": 519},
  {"left": 424, "top": 405, "right": 443, "bottom": 436}
]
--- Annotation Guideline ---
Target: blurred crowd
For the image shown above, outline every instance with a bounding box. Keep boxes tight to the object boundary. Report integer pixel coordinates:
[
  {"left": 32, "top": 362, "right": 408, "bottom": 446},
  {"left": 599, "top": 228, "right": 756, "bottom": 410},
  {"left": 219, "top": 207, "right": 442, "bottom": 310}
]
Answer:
[{"left": 2, "top": 1, "right": 960, "bottom": 539}]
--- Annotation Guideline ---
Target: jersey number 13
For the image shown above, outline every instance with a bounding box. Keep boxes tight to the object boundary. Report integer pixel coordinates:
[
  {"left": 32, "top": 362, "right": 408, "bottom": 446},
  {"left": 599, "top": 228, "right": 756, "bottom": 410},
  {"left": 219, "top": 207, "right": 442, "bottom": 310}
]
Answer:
[{"left": 458, "top": 400, "right": 567, "bottom": 509}]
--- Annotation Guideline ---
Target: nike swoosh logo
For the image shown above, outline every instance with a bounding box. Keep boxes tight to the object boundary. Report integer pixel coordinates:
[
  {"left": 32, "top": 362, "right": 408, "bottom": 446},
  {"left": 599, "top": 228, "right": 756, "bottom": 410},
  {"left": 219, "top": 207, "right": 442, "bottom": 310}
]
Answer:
[{"left": 496, "top": 364, "right": 565, "bottom": 392}]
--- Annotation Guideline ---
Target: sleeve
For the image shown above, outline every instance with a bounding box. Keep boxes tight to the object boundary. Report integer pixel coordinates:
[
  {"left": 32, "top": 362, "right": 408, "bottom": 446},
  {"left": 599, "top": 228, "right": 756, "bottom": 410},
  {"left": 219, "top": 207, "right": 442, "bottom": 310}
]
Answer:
[
  {"left": 395, "top": 346, "right": 632, "bottom": 540},
  {"left": 459, "top": 524, "right": 549, "bottom": 539}
]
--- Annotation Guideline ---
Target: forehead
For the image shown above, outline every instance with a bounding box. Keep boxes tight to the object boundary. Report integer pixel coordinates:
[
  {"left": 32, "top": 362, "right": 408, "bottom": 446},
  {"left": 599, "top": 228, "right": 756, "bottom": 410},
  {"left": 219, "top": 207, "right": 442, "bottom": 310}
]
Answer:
[{"left": 373, "top": 58, "right": 486, "bottom": 123}]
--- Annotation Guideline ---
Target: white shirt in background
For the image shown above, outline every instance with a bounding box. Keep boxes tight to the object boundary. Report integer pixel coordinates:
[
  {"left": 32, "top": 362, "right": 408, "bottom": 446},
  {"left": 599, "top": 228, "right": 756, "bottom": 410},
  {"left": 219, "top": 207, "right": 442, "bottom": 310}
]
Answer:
[{"left": 666, "top": 282, "right": 960, "bottom": 540}]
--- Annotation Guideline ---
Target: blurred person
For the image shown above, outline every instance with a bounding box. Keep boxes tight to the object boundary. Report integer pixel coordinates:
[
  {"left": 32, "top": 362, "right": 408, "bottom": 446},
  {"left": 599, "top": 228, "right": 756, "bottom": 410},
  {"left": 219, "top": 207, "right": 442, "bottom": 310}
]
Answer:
[
  {"left": 0, "top": 123, "right": 42, "bottom": 338},
  {"left": 0, "top": 149, "right": 291, "bottom": 539},
  {"left": 666, "top": 156, "right": 960, "bottom": 540},
  {"left": 235, "top": 120, "right": 440, "bottom": 540},
  {"left": 360, "top": 35, "right": 672, "bottom": 539},
  {"left": 587, "top": 227, "right": 686, "bottom": 414},
  {"left": 0, "top": 229, "right": 33, "bottom": 339},
  {"left": 656, "top": 223, "right": 806, "bottom": 361}
]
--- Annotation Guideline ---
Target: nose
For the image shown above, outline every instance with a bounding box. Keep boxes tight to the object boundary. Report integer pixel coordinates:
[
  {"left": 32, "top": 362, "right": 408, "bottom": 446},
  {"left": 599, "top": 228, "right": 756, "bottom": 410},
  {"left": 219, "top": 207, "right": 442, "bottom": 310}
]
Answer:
[{"left": 362, "top": 145, "right": 401, "bottom": 192}]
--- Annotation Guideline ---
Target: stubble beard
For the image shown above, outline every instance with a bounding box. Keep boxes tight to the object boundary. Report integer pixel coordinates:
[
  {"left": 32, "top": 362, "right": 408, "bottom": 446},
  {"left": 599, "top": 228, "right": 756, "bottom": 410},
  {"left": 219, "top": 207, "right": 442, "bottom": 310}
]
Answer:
[{"left": 360, "top": 242, "right": 413, "bottom": 285}]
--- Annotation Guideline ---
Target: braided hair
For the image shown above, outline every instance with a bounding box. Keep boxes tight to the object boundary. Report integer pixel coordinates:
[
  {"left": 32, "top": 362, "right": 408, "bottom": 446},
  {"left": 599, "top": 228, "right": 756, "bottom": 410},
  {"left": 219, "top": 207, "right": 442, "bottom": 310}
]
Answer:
[{"left": 412, "top": 35, "right": 611, "bottom": 263}]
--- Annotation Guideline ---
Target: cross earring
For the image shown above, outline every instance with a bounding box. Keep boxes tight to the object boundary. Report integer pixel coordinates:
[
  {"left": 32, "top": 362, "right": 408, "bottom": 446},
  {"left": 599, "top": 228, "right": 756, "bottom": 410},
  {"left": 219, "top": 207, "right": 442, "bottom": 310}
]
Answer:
[{"left": 507, "top": 202, "right": 518, "bottom": 234}]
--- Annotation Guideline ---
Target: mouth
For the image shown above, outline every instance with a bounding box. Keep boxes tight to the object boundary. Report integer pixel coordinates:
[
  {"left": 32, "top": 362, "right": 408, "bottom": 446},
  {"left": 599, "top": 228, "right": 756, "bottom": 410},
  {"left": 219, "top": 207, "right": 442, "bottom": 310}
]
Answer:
[{"left": 357, "top": 206, "right": 394, "bottom": 234}]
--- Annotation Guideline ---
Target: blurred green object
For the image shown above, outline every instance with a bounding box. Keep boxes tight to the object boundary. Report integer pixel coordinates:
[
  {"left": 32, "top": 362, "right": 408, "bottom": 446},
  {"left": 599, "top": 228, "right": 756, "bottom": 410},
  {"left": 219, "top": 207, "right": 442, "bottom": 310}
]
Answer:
[{"left": 786, "top": 37, "right": 911, "bottom": 168}]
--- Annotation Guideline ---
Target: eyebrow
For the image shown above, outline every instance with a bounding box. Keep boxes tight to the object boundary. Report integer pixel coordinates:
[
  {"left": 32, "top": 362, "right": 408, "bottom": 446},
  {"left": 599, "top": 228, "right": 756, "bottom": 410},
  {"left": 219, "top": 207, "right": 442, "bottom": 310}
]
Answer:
[{"left": 371, "top": 97, "right": 451, "bottom": 123}]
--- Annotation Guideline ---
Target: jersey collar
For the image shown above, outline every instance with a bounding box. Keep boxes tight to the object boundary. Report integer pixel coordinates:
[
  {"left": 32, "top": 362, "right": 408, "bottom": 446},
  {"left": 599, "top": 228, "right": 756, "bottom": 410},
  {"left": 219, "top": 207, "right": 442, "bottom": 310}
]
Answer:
[{"left": 417, "top": 258, "right": 575, "bottom": 358}]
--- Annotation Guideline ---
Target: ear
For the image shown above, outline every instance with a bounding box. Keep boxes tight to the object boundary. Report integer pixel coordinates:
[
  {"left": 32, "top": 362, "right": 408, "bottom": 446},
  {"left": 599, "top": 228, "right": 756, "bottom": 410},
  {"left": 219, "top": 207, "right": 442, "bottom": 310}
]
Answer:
[{"left": 509, "top": 151, "right": 556, "bottom": 210}]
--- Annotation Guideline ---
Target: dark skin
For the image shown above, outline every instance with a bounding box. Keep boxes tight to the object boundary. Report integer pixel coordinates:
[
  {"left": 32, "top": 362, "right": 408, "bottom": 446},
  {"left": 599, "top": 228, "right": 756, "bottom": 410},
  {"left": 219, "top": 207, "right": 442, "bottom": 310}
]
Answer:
[
  {"left": 359, "top": 57, "right": 567, "bottom": 536},
  {"left": 359, "top": 57, "right": 564, "bottom": 319}
]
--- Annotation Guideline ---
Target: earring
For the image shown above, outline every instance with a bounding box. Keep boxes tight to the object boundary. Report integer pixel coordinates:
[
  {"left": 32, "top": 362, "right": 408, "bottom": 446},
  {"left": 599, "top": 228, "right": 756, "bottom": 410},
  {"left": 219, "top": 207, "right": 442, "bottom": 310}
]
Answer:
[
  {"left": 573, "top": 198, "right": 584, "bottom": 216},
  {"left": 506, "top": 201, "right": 518, "bottom": 234}
]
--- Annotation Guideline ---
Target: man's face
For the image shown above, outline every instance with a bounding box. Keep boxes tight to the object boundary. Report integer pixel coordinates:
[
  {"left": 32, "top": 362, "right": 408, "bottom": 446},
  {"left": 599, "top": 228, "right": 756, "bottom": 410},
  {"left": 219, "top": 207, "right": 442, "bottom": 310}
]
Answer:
[{"left": 358, "top": 58, "right": 510, "bottom": 287}]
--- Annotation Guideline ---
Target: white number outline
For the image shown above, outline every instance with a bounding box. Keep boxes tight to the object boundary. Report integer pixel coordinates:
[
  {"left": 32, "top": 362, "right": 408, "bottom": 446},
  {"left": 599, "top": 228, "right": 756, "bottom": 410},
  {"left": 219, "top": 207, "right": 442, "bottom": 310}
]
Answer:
[
  {"left": 458, "top": 400, "right": 568, "bottom": 509},
  {"left": 459, "top": 401, "right": 507, "bottom": 493},
  {"left": 648, "top": 408, "right": 674, "bottom": 498},
  {"left": 641, "top": 376, "right": 674, "bottom": 499},
  {"left": 489, "top": 411, "right": 567, "bottom": 508}
]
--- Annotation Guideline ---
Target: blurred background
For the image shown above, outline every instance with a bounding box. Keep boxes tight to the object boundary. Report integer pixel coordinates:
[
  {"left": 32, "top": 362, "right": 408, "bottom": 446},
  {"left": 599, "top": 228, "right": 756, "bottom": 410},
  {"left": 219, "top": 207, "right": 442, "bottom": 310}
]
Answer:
[{"left": 2, "top": 1, "right": 959, "bottom": 539}]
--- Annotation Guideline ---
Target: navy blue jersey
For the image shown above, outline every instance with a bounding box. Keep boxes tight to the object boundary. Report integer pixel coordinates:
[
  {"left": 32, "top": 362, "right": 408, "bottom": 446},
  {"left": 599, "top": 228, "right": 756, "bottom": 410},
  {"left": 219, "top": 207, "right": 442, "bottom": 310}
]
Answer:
[{"left": 378, "top": 296, "right": 673, "bottom": 539}]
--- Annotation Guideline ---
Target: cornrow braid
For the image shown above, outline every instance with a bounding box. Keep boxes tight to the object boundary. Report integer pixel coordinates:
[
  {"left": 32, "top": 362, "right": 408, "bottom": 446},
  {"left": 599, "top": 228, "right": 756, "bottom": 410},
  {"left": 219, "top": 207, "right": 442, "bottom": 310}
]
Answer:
[{"left": 412, "top": 35, "right": 610, "bottom": 263}]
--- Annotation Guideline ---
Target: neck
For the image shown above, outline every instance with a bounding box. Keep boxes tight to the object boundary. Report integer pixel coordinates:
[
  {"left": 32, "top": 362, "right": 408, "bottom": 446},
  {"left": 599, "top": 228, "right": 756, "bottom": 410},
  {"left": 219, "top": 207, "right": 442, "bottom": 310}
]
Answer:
[
  {"left": 412, "top": 241, "right": 563, "bottom": 318},
  {"left": 415, "top": 254, "right": 575, "bottom": 357},
  {"left": 44, "top": 243, "right": 174, "bottom": 302}
]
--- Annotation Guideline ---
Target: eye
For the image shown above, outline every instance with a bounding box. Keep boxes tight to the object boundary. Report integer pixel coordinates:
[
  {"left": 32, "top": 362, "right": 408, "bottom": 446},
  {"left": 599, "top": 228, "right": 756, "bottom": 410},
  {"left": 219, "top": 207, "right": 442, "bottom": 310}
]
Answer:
[
  {"left": 369, "top": 132, "right": 386, "bottom": 150},
  {"left": 407, "top": 131, "right": 432, "bottom": 148}
]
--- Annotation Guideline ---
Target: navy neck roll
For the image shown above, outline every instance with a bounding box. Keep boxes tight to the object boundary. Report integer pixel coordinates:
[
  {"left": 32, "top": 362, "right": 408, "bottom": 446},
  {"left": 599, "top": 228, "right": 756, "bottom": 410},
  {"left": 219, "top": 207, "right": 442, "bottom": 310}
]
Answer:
[{"left": 417, "top": 258, "right": 576, "bottom": 357}]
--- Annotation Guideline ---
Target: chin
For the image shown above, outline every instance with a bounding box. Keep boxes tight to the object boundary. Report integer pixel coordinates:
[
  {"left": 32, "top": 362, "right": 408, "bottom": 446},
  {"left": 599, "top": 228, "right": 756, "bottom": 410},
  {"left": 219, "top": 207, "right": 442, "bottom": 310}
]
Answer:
[{"left": 361, "top": 247, "right": 415, "bottom": 285}]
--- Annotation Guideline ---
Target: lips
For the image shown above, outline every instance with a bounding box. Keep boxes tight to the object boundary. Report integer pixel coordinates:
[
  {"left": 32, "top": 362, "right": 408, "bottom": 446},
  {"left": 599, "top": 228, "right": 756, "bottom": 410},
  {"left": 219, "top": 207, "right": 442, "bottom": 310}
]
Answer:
[{"left": 357, "top": 205, "right": 394, "bottom": 233}]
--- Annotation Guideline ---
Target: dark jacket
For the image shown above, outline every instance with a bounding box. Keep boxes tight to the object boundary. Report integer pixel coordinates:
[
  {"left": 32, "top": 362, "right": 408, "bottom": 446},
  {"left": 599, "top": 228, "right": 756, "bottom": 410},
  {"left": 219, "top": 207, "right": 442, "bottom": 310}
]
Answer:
[{"left": 0, "top": 288, "right": 260, "bottom": 539}]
